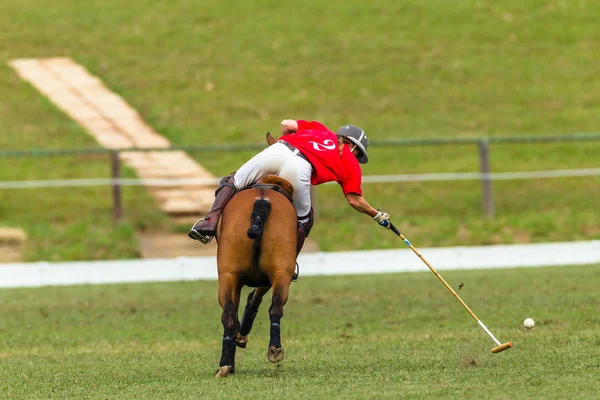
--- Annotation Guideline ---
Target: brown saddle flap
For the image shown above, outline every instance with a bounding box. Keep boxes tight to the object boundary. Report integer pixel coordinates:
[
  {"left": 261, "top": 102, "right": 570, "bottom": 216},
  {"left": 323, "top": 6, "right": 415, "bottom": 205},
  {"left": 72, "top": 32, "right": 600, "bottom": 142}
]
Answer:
[
  {"left": 265, "top": 132, "right": 277, "bottom": 146},
  {"left": 256, "top": 175, "right": 294, "bottom": 200}
]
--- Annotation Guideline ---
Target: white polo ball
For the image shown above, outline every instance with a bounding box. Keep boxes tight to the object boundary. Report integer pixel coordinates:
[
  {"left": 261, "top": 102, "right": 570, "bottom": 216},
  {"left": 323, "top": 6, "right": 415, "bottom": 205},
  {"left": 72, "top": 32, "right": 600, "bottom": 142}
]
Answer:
[{"left": 523, "top": 318, "right": 535, "bottom": 329}]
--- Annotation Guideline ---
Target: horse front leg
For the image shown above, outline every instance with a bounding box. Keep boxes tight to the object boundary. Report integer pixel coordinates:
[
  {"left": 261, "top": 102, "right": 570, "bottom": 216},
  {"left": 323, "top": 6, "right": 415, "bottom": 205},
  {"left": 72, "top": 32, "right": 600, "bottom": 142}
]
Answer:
[
  {"left": 267, "top": 277, "right": 291, "bottom": 364},
  {"left": 236, "top": 286, "right": 271, "bottom": 348},
  {"left": 216, "top": 275, "right": 242, "bottom": 378}
]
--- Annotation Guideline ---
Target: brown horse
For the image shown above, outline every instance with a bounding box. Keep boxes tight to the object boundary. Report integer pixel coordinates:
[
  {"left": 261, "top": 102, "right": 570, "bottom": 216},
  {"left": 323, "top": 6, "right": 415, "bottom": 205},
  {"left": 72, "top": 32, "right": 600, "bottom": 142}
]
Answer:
[{"left": 214, "top": 175, "right": 298, "bottom": 378}]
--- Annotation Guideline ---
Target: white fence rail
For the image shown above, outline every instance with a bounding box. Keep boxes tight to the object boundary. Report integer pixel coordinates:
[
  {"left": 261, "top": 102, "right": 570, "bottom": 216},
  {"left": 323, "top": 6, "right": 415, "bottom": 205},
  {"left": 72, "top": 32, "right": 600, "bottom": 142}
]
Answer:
[
  {"left": 2, "top": 167, "right": 599, "bottom": 222},
  {"left": 2, "top": 167, "right": 600, "bottom": 189}
]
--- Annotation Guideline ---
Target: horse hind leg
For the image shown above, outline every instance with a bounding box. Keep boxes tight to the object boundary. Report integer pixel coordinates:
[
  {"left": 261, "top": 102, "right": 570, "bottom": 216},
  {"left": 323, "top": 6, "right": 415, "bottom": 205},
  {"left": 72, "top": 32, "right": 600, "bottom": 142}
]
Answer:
[
  {"left": 267, "top": 278, "right": 292, "bottom": 364},
  {"left": 216, "top": 276, "right": 242, "bottom": 378},
  {"left": 236, "top": 286, "right": 270, "bottom": 348}
]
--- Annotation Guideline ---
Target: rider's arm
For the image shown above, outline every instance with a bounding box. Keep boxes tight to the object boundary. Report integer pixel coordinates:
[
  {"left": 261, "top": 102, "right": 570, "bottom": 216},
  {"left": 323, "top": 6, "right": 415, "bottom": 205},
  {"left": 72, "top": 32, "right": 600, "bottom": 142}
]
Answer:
[
  {"left": 281, "top": 119, "right": 299, "bottom": 134},
  {"left": 346, "top": 193, "right": 392, "bottom": 228},
  {"left": 281, "top": 119, "right": 331, "bottom": 135},
  {"left": 341, "top": 152, "right": 392, "bottom": 228},
  {"left": 345, "top": 193, "right": 378, "bottom": 217}
]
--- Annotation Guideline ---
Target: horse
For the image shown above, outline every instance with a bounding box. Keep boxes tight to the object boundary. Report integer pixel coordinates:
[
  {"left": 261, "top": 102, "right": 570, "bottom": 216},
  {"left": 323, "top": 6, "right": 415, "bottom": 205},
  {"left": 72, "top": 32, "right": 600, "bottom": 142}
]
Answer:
[{"left": 213, "top": 174, "right": 298, "bottom": 378}]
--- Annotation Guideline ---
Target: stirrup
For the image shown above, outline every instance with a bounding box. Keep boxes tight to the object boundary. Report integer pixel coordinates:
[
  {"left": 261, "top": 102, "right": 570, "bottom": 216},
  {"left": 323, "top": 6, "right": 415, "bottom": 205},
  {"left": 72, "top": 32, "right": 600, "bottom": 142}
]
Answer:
[
  {"left": 188, "top": 219, "right": 214, "bottom": 244},
  {"left": 292, "top": 262, "right": 299, "bottom": 282}
]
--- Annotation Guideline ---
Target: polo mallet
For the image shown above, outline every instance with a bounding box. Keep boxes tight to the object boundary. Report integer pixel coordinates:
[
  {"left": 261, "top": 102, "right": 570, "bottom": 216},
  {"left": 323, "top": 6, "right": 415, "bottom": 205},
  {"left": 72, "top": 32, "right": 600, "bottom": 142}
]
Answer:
[{"left": 386, "top": 221, "right": 513, "bottom": 353}]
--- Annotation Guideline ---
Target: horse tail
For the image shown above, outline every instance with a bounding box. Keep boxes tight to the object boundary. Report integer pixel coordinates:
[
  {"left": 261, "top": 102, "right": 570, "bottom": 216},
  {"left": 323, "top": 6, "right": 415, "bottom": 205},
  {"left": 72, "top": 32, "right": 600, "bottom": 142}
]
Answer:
[{"left": 247, "top": 198, "right": 272, "bottom": 240}]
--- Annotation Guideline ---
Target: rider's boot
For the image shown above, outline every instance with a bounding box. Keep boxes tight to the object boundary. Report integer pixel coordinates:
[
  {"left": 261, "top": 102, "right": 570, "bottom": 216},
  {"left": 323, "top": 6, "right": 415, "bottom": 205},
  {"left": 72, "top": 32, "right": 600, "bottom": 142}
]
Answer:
[
  {"left": 189, "top": 173, "right": 237, "bottom": 243},
  {"left": 293, "top": 209, "right": 314, "bottom": 281}
]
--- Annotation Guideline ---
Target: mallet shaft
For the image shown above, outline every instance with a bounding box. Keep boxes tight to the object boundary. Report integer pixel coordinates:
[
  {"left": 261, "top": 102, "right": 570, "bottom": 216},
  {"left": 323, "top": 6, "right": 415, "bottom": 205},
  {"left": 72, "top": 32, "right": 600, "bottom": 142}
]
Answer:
[
  {"left": 388, "top": 222, "right": 512, "bottom": 353},
  {"left": 478, "top": 320, "right": 501, "bottom": 346},
  {"left": 393, "top": 228, "right": 479, "bottom": 322}
]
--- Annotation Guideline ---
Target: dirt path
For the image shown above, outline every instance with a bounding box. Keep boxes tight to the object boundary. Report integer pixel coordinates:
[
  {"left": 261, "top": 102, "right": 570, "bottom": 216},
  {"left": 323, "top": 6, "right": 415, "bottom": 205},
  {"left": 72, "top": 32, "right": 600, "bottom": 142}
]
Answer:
[
  {"left": 9, "top": 57, "right": 216, "bottom": 216},
  {"left": 9, "top": 57, "right": 320, "bottom": 259}
]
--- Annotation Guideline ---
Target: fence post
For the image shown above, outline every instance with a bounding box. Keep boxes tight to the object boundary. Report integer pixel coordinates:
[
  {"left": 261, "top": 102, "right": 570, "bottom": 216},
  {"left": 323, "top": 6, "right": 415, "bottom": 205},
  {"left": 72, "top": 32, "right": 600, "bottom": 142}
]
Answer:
[
  {"left": 110, "top": 151, "right": 123, "bottom": 224},
  {"left": 478, "top": 140, "right": 494, "bottom": 219}
]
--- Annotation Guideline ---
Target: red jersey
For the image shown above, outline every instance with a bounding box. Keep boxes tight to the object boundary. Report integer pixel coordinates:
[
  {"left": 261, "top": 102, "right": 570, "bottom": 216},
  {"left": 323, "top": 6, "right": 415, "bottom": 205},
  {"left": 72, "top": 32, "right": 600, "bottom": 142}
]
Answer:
[{"left": 278, "top": 120, "right": 363, "bottom": 196}]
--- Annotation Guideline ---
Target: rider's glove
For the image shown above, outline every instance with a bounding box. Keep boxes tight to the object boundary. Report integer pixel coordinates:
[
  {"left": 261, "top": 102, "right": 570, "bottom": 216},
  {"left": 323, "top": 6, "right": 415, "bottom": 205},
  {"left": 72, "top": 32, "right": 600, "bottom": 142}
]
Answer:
[{"left": 373, "top": 210, "right": 391, "bottom": 229}]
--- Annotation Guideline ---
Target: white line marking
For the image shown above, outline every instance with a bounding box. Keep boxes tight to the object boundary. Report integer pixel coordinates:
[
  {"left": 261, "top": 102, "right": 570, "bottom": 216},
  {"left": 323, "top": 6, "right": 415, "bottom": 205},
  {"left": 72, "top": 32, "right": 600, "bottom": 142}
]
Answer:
[{"left": 1, "top": 240, "right": 599, "bottom": 288}]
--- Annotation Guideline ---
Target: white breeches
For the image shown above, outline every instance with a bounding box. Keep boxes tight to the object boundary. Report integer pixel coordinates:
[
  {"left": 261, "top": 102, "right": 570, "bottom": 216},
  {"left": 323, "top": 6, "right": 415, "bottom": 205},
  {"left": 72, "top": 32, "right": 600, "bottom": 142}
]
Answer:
[{"left": 233, "top": 142, "right": 312, "bottom": 217}]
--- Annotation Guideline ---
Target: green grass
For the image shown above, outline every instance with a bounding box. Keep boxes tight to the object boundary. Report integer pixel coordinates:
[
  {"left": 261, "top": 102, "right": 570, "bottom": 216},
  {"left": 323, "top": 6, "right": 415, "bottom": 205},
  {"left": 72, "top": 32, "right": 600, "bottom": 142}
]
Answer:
[
  {"left": 1, "top": 265, "right": 600, "bottom": 399},
  {"left": 2, "top": 0, "right": 600, "bottom": 260}
]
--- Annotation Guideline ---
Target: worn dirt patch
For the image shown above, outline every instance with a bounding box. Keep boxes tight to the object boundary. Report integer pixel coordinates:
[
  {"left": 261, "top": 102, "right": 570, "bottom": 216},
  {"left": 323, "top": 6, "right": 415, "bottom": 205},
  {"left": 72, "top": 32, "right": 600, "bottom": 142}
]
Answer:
[{"left": 0, "top": 228, "right": 27, "bottom": 262}]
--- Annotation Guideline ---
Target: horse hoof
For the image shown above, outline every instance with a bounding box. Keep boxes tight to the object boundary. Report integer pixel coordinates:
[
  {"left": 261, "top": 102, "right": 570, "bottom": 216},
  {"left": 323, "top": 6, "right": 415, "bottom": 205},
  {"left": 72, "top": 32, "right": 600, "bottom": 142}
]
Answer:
[
  {"left": 267, "top": 346, "right": 285, "bottom": 363},
  {"left": 215, "top": 366, "right": 232, "bottom": 378},
  {"left": 235, "top": 333, "right": 248, "bottom": 348}
]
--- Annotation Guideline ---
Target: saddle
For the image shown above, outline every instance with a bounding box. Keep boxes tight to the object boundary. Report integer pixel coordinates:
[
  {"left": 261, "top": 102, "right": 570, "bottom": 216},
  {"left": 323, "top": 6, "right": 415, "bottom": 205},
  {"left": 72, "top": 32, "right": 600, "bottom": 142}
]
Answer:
[{"left": 249, "top": 175, "right": 294, "bottom": 203}]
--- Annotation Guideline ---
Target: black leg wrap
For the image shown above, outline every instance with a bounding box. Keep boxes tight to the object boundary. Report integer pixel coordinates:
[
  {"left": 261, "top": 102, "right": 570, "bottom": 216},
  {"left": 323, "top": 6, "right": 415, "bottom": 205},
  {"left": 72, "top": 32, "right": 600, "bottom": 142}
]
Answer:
[
  {"left": 230, "top": 345, "right": 237, "bottom": 374},
  {"left": 219, "top": 328, "right": 237, "bottom": 368},
  {"left": 239, "top": 306, "right": 259, "bottom": 337},
  {"left": 239, "top": 291, "right": 263, "bottom": 336},
  {"left": 269, "top": 293, "right": 283, "bottom": 348},
  {"left": 269, "top": 320, "right": 282, "bottom": 348}
]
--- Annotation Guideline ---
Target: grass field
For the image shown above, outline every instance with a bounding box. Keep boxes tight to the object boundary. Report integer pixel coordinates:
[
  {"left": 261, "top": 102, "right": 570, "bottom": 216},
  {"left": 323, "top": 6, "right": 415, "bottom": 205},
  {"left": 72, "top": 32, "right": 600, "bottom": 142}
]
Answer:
[
  {"left": 1, "top": 265, "right": 599, "bottom": 399},
  {"left": 2, "top": 0, "right": 600, "bottom": 260}
]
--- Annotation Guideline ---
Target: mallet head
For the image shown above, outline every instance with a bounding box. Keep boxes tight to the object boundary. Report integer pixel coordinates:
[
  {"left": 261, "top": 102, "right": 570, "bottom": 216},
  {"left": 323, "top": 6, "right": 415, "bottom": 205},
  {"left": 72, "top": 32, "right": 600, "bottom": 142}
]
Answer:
[{"left": 491, "top": 342, "right": 513, "bottom": 353}]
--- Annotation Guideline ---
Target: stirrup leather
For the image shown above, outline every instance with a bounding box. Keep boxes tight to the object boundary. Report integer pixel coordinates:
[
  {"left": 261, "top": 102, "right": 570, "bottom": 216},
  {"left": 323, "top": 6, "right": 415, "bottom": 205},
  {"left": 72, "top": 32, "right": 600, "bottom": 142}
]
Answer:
[{"left": 188, "top": 219, "right": 215, "bottom": 244}]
